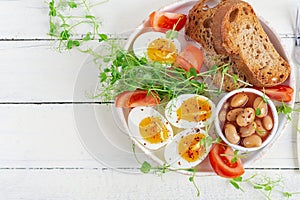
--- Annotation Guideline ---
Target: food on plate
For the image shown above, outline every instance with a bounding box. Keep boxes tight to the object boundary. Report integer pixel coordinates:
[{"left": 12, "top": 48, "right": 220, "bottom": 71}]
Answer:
[
  {"left": 218, "top": 91, "right": 276, "bottom": 148},
  {"left": 128, "top": 106, "right": 173, "bottom": 150},
  {"left": 211, "top": 0, "right": 291, "bottom": 87},
  {"left": 165, "top": 94, "right": 215, "bottom": 128},
  {"left": 103, "top": 0, "right": 292, "bottom": 176},
  {"left": 185, "top": 0, "right": 291, "bottom": 90},
  {"left": 254, "top": 85, "right": 294, "bottom": 102},
  {"left": 132, "top": 31, "right": 181, "bottom": 64},
  {"left": 149, "top": 11, "right": 187, "bottom": 32},
  {"left": 209, "top": 142, "right": 245, "bottom": 178},
  {"left": 174, "top": 45, "right": 204, "bottom": 73},
  {"left": 185, "top": 0, "right": 247, "bottom": 91},
  {"left": 164, "top": 128, "right": 210, "bottom": 168},
  {"left": 115, "top": 90, "right": 160, "bottom": 108}
]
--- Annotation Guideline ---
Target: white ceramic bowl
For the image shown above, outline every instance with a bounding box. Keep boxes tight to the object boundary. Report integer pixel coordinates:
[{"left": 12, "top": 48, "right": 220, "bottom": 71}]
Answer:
[{"left": 214, "top": 88, "right": 279, "bottom": 152}]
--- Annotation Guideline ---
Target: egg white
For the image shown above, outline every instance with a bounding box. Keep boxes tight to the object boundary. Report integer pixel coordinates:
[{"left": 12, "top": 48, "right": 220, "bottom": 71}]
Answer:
[
  {"left": 164, "top": 94, "right": 216, "bottom": 129},
  {"left": 132, "top": 31, "right": 181, "bottom": 60},
  {"left": 127, "top": 106, "right": 173, "bottom": 150},
  {"left": 164, "top": 128, "right": 210, "bottom": 169}
]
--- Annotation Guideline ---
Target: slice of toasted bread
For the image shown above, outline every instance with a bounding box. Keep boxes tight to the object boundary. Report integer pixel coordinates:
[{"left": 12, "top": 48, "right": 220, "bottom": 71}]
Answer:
[
  {"left": 211, "top": 0, "right": 290, "bottom": 87},
  {"left": 185, "top": 0, "right": 247, "bottom": 91}
]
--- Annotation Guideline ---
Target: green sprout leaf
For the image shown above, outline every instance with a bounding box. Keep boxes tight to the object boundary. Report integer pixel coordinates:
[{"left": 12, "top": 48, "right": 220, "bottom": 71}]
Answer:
[
  {"left": 230, "top": 180, "right": 240, "bottom": 189},
  {"left": 85, "top": 15, "right": 95, "bottom": 19},
  {"left": 264, "top": 185, "right": 272, "bottom": 191},
  {"left": 60, "top": 30, "right": 70, "bottom": 40},
  {"left": 255, "top": 108, "right": 261, "bottom": 116},
  {"left": 49, "top": 22, "right": 57, "bottom": 36},
  {"left": 283, "top": 192, "right": 292, "bottom": 198},
  {"left": 221, "top": 65, "right": 229, "bottom": 75},
  {"left": 100, "top": 72, "right": 107, "bottom": 82},
  {"left": 233, "top": 74, "right": 238, "bottom": 85},
  {"left": 233, "top": 177, "right": 243, "bottom": 182},
  {"left": 68, "top": 1, "right": 77, "bottom": 8},
  {"left": 277, "top": 103, "right": 293, "bottom": 115},
  {"left": 254, "top": 185, "right": 263, "bottom": 189},
  {"left": 99, "top": 33, "right": 108, "bottom": 42},
  {"left": 83, "top": 32, "right": 92, "bottom": 41},
  {"left": 60, "top": 23, "right": 70, "bottom": 28},
  {"left": 66, "top": 39, "right": 73, "bottom": 49},
  {"left": 49, "top": 0, "right": 56, "bottom": 16},
  {"left": 166, "top": 30, "right": 178, "bottom": 40},
  {"left": 141, "top": 161, "right": 151, "bottom": 174},
  {"left": 189, "top": 67, "right": 197, "bottom": 77},
  {"left": 231, "top": 150, "right": 239, "bottom": 163},
  {"left": 73, "top": 40, "right": 80, "bottom": 46}
]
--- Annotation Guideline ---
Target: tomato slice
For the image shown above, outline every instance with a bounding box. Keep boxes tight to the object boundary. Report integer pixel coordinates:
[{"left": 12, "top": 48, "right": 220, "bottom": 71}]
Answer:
[
  {"left": 209, "top": 142, "right": 245, "bottom": 178},
  {"left": 115, "top": 90, "right": 160, "bottom": 108},
  {"left": 174, "top": 45, "right": 204, "bottom": 73},
  {"left": 149, "top": 11, "right": 187, "bottom": 32},
  {"left": 254, "top": 85, "right": 294, "bottom": 102}
]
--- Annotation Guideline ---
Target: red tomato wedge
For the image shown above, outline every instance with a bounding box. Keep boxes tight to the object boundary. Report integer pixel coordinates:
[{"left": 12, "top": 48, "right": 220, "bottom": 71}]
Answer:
[
  {"left": 209, "top": 142, "right": 245, "bottom": 178},
  {"left": 174, "top": 45, "right": 204, "bottom": 73},
  {"left": 149, "top": 11, "right": 187, "bottom": 32},
  {"left": 254, "top": 85, "right": 294, "bottom": 102},
  {"left": 115, "top": 90, "right": 160, "bottom": 108}
]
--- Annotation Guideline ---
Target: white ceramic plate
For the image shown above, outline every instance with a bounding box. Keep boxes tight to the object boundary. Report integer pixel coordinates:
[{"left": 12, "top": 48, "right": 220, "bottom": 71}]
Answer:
[
  {"left": 74, "top": 0, "right": 295, "bottom": 176},
  {"left": 114, "top": 0, "right": 296, "bottom": 173}
]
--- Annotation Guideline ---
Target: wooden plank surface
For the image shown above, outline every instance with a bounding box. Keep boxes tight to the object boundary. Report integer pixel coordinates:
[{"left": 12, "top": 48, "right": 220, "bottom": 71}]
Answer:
[
  {"left": 0, "top": 0, "right": 297, "bottom": 39},
  {"left": 0, "top": 0, "right": 300, "bottom": 199},
  {"left": 0, "top": 169, "right": 300, "bottom": 200}
]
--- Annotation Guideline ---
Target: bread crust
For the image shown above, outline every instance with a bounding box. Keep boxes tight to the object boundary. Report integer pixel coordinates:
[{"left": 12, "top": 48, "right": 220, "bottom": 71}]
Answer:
[
  {"left": 211, "top": 0, "right": 290, "bottom": 87},
  {"left": 185, "top": 0, "right": 247, "bottom": 91}
]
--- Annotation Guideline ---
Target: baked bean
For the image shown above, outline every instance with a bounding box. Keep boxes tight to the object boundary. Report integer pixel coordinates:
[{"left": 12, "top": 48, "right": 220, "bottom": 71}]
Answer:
[
  {"left": 223, "top": 102, "right": 229, "bottom": 109},
  {"left": 243, "top": 134, "right": 262, "bottom": 148},
  {"left": 236, "top": 107, "right": 255, "bottom": 127},
  {"left": 240, "top": 122, "right": 257, "bottom": 137},
  {"left": 219, "top": 110, "right": 227, "bottom": 122},
  {"left": 224, "top": 123, "right": 240, "bottom": 144},
  {"left": 255, "top": 119, "right": 267, "bottom": 137},
  {"left": 253, "top": 97, "right": 268, "bottom": 118},
  {"left": 231, "top": 93, "right": 249, "bottom": 107},
  {"left": 226, "top": 108, "right": 244, "bottom": 122},
  {"left": 262, "top": 115, "right": 273, "bottom": 131}
]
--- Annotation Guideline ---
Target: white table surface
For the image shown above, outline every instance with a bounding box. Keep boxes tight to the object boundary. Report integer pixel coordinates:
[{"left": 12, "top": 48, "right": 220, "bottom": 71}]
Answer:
[{"left": 1, "top": 0, "right": 300, "bottom": 199}]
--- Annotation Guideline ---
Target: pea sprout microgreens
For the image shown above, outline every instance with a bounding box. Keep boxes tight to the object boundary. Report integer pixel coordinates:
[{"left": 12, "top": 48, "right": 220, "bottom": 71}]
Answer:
[
  {"left": 220, "top": 149, "right": 248, "bottom": 163},
  {"left": 48, "top": 0, "right": 108, "bottom": 51},
  {"left": 97, "top": 56, "right": 254, "bottom": 103},
  {"left": 229, "top": 174, "right": 300, "bottom": 200},
  {"left": 276, "top": 102, "right": 300, "bottom": 133}
]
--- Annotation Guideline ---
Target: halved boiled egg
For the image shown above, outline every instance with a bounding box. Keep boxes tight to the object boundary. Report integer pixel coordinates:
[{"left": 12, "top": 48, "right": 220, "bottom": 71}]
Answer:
[
  {"left": 128, "top": 106, "right": 173, "bottom": 150},
  {"left": 132, "top": 31, "right": 181, "bottom": 64},
  {"left": 165, "top": 94, "right": 215, "bottom": 128},
  {"left": 164, "top": 128, "right": 210, "bottom": 168}
]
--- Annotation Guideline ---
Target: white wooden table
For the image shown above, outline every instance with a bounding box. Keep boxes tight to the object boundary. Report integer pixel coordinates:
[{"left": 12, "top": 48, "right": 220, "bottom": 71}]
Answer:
[{"left": 1, "top": 0, "right": 300, "bottom": 199}]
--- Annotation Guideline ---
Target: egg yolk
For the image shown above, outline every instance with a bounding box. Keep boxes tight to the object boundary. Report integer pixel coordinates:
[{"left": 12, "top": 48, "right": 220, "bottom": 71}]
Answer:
[
  {"left": 139, "top": 117, "right": 169, "bottom": 144},
  {"left": 178, "top": 133, "right": 206, "bottom": 162},
  {"left": 176, "top": 97, "right": 212, "bottom": 122},
  {"left": 147, "top": 38, "right": 177, "bottom": 63}
]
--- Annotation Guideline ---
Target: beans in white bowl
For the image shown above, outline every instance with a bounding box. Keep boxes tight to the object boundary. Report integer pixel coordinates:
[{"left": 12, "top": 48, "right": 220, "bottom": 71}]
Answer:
[{"left": 214, "top": 88, "right": 279, "bottom": 152}]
